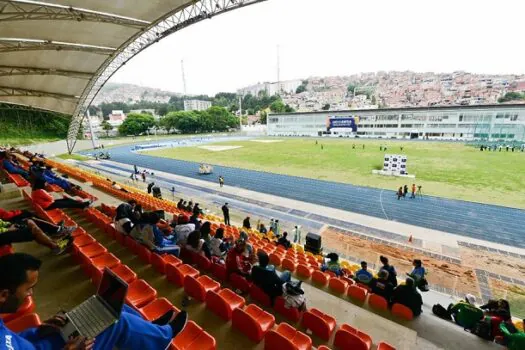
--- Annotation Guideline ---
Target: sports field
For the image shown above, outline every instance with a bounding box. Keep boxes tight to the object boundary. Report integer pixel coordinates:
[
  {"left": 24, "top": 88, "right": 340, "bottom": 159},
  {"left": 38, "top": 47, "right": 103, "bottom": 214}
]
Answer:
[{"left": 145, "top": 138, "right": 525, "bottom": 208}]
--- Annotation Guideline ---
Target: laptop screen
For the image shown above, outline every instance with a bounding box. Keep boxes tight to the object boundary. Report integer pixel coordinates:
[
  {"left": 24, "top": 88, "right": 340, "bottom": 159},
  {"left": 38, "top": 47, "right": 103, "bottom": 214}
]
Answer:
[{"left": 97, "top": 268, "right": 128, "bottom": 317}]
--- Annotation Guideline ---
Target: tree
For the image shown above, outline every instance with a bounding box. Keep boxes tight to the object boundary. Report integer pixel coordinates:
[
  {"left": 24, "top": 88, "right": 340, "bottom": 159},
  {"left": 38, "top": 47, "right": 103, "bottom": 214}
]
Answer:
[
  {"left": 347, "top": 83, "right": 357, "bottom": 94},
  {"left": 270, "top": 100, "right": 286, "bottom": 113},
  {"left": 322, "top": 103, "right": 330, "bottom": 111},
  {"left": 259, "top": 110, "right": 267, "bottom": 124},
  {"left": 296, "top": 80, "right": 308, "bottom": 94},
  {"left": 118, "top": 113, "right": 155, "bottom": 136},
  {"left": 101, "top": 120, "right": 113, "bottom": 137}
]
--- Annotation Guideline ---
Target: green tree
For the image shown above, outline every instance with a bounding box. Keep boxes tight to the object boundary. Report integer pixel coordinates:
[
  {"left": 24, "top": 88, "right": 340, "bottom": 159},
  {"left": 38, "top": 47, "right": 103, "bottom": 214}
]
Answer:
[
  {"left": 270, "top": 100, "right": 286, "bottom": 113},
  {"left": 322, "top": 103, "right": 330, "bottom": 111},
  {"left": 347, "top": 83, "right": 357, "bottom": 94},
  {"left": 101, "top": 120, "right": 113, "bottom": 137},
  {"left": 118, "top": 113, "right": 155, "bottom": 136}
]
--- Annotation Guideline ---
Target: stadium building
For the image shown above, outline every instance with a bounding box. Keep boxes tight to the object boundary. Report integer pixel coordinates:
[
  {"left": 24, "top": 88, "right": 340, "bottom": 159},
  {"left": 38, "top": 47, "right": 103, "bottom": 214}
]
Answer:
[{"left": 267, "top": 104, "right": 525, "bottom": 141}]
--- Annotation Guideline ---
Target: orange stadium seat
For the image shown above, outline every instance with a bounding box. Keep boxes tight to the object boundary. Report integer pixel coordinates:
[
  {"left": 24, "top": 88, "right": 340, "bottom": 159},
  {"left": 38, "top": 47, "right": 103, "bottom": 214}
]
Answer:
[
  {"left": 170, "top": 321, "right": 216, "bottom": 350},
  {"left": 368, "top": 294, "right": 388, "bottom": 312},
  {"left": 126, "top": 279, "right": 157, "bottom": 308},
  {"left": 139, "top": 298, "right": 179, "bottom": 321},
  {"left": 391, "top": 303, "right": 414, "bottom": 321},
  {"left": 347, "top": 285, "right": 368, "bottom": 303},
  {"left": 87, "top": 253, "right": 121, "bottom": 279},
  {"left": 229, "top": 272, "right": 252, "bottom": 293},
  {"left": 264, "top": 322, "right": 312, "bottom": 350},
  {"left": 151, "top": 253, "right": 182, "bottom": 274},
  {"left": 377, "top": 341, "right": 396, "bottom": 350},
  {"left": 282, "top": 258, "right": 297, "bottom": 272},
  {"left": 274, "top": 296, "right": 302, "bottom": 323},
  {"left": 301, "top": 308, "right": 336, "bottom": 341},
  {"left": 166, "top": 264, "right": 199, "bottom": 287},
  {"left": 269, "top": 253, "right": 283, "bottom": 266},
  {"left": 334, "top": 328, "right": 370, "bottom": 350},
  {"left": 205, "top": 288, "right": 246, "bottom": 321},
  {"left": 124, "top": 236, "right": 140, "bottom": 255},
  {"left": 193, "top": 253, "right": 212, "bottom": 271},
  {"left": 311, "top": 270, "right": 329, "bottom": 286},
  {"left": 296, "top": 264, "right": 314, "bottom": 279},
  {"left": 92, "top": 264, "right": 137, "bottom": 287},
  {"left": 77, "top": 242, "right": 107, "bottom": 265},
  {"left": 339, "top": 324, "right": 373, "bottom": 349},
  {"left": 136, "top": 244, "right": 152, "bottom": 264},
  {"left": 232, "top": 304, "right": 275, "bottom": 343},
  {"left": 5, "top": 313, "right": 41, "bottom": 333},
  {"left": 249, "top": 284, "right": 272, "bottom": 308},
  {"left": 184, "top": 275, "right": 220, "bottom": 302},
  {"left": 328, "top": 277, "right": 349, "bottom": 294}
]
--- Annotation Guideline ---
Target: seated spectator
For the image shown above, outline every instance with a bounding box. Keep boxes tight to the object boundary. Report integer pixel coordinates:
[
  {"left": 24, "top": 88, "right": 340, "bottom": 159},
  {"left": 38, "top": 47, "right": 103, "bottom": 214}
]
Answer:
[
  {"left": 192, "top": 203, "right": 202, "bottom": 216},
  {"left": 0, "top": 218, "right": 72, "bottom": 255},
  {"left": 0, "top": 208, "right": 76, "bottom": 238},
  {"left": 189, "top": 213, "right": 201, "bottom": 231},
  {"left": 177, "top": 199, "right": 184, "bottom": 210},
  {"left": 112, "top": 181, "right": 129, "bottom": 193},
  {"left": 226, "top": 239, "right": 252, "bottom": 277},
  {"left": 259, "top": 223, "right": 267, "bottom": 234},
  {"left": 32, "top": 179, "right": 91, "bottom": 210},
  {"left": 379, "top": 255, "right": 398, "bottom": 287},
  {"left": 500, "top": 321, "right": 525, "bottom": 350},
  {"left": 408, "top": 259, "right": 428, "bottom": 291},
  {"left": 251, "top": 251, "right": 291, "bottom": 304},
  {"left": 0, "top": 208, "right": 33, "bottom": 222},
  {"left": 0, "top": 253, "right": 188, "bottom": 349},
  {"left": 0, "top": 151, "right": 29, "bottom": 179},
  {"left": 186, "top": 230, "right": 211, "bottom": 259},
  {"left": 447, "top": 295, "right": 484, "bottom": 329},
  {"left": 174, "top": 215, "right": 195, "bottom": 246},
  {"left": 276, "top": 231, "right": 291, "bottom": 249},
  {"left": 391, "top": 278, "right": 423, "bottom": 317},
  {"left": 187, "top": 200, "right": 193, "bottom": 212},
  {"left": 369, "top": 270, "right": 394, "bottom": 301},
  {"left": 209, "top": 228, "right": 229, "bottom": 257},
  {"left": 43, "top": 165, "right": 71, "bottom": 191},
  {"left": 243, "top": 216, "right": 251, "bottom": 229},
  {"left": 239, "top": 231, "right": 254, "bottom": 258},
  {"left": 131, "top": 212, "right": 180, "bottom": 256},
  {"left": 481, "top": 299, "right": 512, "bottom": 338},
  {"left": 199, "top": 221, "right": 212, "bottom": 244},
  {"left": 114, "top": 200, "right": 140, "bottom": 235},
  {"left": 321, "top": 253, "right": 344, "bottom": 276},
  {"left": 282, "top": 280, "right": 307, "bottom": 312},
  {"left": 354, "top": 261, "right": 373, "bottom": 285}
]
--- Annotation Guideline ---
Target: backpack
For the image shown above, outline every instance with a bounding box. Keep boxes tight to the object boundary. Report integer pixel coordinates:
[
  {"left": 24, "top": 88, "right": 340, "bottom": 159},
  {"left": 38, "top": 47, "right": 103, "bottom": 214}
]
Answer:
[
  {"left": 432, "top": 304, "right": 452, "bottom": 320},
  {"left": 471, "top": 317, "right": 493, "bottom": 340}
]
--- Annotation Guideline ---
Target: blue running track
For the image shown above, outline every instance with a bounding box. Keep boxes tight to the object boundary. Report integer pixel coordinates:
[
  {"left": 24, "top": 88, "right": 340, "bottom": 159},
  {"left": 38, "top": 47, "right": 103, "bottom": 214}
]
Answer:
[{"left": 82, "top": 143, "right": 525, "bottom": 248}]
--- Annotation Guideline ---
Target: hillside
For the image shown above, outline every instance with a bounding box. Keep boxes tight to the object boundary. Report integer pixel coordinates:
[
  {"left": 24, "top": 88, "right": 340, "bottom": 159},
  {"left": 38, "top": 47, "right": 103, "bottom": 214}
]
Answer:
[{"left": 93, "top": 82, "right": 180, "bottom": 105}]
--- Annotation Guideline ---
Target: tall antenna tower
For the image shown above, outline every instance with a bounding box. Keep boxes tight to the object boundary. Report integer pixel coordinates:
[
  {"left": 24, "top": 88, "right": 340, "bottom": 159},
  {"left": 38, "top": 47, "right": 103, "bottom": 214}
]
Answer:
[{"left": 181, "top": 59, "right": 187, "bottom": 97}]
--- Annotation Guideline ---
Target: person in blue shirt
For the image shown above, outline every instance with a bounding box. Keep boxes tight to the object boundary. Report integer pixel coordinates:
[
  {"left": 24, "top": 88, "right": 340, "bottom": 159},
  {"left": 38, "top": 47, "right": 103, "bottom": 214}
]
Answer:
[
  {"left": 321, "top": 253, "right": 344, "bottom": 277},
  {"left": 0, "top": 253, "right": 187, "bottom": 350},
  {"left": 131, "top": 212, "right": 180, "bottom": 256},
  {"left": 43, "top": 166, "right": 71, "bottom": 191},
  {"left": 0, "top": 152, "right": 29, "bottom": 179},
  {"left": 354, "top": 261, "right": 373, "bottom": 285}
]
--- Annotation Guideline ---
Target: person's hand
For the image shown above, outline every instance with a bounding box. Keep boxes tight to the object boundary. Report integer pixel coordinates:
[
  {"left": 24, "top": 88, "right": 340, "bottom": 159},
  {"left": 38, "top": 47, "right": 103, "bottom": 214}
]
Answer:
[
  {"left": 63, "top": 336, "right": 94, "bottom": 350},
  {"left": 37, "top": 313, "right": 67, "bottom": 338}
]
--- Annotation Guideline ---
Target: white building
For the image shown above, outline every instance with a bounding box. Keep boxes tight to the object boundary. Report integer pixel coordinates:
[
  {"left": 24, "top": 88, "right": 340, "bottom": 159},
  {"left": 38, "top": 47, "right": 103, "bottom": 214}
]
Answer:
[
  {"left": 184, "top": 99, "right": 212, "bottom": 111},
  {"left": 267, "top": 104, "right": 525, "bottom": 141},
  {"left": 238, "top": 80, "right": 302, "bottom": 97}
]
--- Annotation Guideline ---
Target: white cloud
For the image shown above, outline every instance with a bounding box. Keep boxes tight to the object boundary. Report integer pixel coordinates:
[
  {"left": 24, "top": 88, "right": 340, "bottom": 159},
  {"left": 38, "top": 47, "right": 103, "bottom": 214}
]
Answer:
[{"left": 110, "top": 0, "right": 525, "bottom": 95}]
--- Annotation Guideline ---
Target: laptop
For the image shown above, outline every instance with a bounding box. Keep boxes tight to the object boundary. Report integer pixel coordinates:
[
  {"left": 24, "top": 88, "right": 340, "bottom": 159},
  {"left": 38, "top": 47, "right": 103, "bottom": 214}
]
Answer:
[{"left": 61, "top": 268, "right": 128, "bottom": 341}]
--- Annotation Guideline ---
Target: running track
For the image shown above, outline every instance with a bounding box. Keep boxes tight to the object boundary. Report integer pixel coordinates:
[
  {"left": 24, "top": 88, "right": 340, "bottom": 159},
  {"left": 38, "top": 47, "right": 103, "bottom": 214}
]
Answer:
[{"left": 82, "top": 142, "right": 525, "bottom": 248}]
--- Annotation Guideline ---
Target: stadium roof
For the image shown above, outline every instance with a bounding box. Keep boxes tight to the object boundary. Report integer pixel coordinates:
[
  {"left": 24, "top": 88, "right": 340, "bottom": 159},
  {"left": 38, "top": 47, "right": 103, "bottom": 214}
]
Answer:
[{"left": 0, "top": 0, "right": 265, "bottom": 152}]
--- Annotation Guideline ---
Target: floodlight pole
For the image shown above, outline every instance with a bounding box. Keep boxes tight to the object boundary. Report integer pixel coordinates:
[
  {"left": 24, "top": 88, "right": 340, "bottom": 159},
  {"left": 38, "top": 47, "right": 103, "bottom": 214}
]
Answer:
[{"left": 239, "top": 95, "right": 242, "bottom": 129}]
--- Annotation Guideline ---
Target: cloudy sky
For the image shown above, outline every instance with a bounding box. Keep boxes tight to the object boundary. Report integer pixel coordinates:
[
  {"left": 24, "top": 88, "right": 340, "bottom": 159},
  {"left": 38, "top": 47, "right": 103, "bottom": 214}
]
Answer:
[{"left": 110, "top": 0, "right": 525, "bottom": 95}]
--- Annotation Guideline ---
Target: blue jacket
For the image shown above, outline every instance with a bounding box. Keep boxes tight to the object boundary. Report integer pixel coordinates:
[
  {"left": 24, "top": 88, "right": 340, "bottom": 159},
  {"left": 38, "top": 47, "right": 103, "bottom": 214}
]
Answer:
[
  {"left": 355, "top": 269, "right": 373, "bottom": 284},
  {"left": 0, "top": 319, "right": 37, "bottom": 349}
]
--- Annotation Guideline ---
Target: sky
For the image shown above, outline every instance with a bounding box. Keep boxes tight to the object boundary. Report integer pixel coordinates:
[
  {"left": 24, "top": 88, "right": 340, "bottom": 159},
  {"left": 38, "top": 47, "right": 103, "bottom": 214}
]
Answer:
[{"left": 110, "top": 0, "right": 525, "bottom": 95}]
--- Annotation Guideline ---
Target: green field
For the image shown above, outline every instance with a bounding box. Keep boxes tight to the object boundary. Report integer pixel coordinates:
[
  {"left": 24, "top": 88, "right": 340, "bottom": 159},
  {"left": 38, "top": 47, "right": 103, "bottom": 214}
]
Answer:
[{"left": 146, "top": 138, "right": 525, "bottom": 208}]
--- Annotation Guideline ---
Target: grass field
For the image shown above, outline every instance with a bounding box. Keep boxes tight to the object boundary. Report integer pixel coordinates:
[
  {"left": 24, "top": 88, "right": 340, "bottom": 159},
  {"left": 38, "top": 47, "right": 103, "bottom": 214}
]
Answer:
[{"left": 145, "top": 138, "right": 525, "bottom": 208}]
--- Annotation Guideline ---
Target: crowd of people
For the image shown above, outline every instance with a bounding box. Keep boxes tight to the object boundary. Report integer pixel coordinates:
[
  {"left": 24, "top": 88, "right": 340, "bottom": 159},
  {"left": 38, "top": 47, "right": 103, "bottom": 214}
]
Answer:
[{"left": 396, "top": 183, "right": 421, "bottom": 200}]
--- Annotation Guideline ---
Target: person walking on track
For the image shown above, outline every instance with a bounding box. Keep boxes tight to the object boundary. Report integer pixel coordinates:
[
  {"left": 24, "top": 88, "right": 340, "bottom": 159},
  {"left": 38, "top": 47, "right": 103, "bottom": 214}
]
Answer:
[
  {"left": 219, "top": 175, "right": 224, "bottom": 188},
  {"left": 222, "top": 202, "right": 230, "bottom": 226}
]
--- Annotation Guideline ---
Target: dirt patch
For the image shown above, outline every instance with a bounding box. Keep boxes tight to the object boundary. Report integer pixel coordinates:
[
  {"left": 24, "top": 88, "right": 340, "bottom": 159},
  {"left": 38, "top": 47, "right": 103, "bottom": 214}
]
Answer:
[{"left": 460, "top": 248, "right": 525, "bottom": 280}]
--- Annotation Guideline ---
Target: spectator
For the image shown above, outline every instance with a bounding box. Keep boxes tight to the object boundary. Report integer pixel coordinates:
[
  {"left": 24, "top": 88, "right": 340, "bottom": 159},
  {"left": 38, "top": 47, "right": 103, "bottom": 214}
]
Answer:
[
  {"left": 218, "top": 175, "right": 224, "bottom": 187},
  {"left": 277, "top": 231, "right": 291, "bottom": 249},
  {"left": 243, "top": 216, "right": 251, "bottom": 229},
  {"left": 369, "top": 270, "right": 394, "bottom": 301},
  {"left": 192, "top": 203, "right": 202, "bottom": 217},
  {"left": 408, "top": 259, "right": 428, "bottom": 291},
  {"left": 173, "top": 215, "right": 195, "bottom": 246},
  {"left": 269, "top": 218, "right": 275, "bottom": 232},
  {"left": 226, "top": 239, "right": 252, "bottom": 277},
  {"left": 379, "top": 255, "right": 398, "bottom": 287},
  {"left": 391, "top": 277, "right": 423, "bottom": 316},
  {"left": 481, "top": 299, "right": 512, "bottom": 338},
  {"left": 187, "top": 200, "right": 193, "bottom": 211},
  {"left": 186, "top": 230, "right": 211, "bottom": 259},
  {"left": 354, "top": 261, "right": 373, "bottom": 285},
  {"left": 403, "top": 184, "right": 408, "bottom": 198},
  {"left": 131, "top": 212, "right": 180, "bottom": 256},
  {"left": 293, "top": 225, "right": 302, "bottom": 243},
  {"left": 0, "top": 218, "right": 72, "bottom": 255},
  {"left": 411, "top": 184, "right": 416, "bottom": 199},
  {"left": 274, "top": 219, "right": 280, "bottom": 236},
  {"left": 259, "top": 223, "right": 267, "bottom": 234},
  {"left": 199, "top": 221, "right": 212, "bottom": 244},
  {"left": 221, "top": 203, "right": 230, "bottom": 226},
  {"left": 251, "top": 251, "right": 291, "bottom": 304},
  {"left": 112, "top": 181, "right": 129, "bottom": 193},
  {"left": 114, "top": 200, "right": 139, "bottom": 235},
  {"left": 0, "top": 253, "right": 188, "bottom": 349},
  {"left": 500, "top": 322, "right": 525, "bottom": 350},
  {"left": 147, "top": 182, "right": 154, "bottom": 194},
  {"left": 32, "top": 179, "right": 91, "bottom": 210},
  {"left": 321, "top": 253, "right": 344, "bottom": 276},
  {"left": 447, "top": 295, "right": 484, "bottom": 329},
  {"left": 0, "top": 151, "right": 29, "bottom": 179},
  {"left": 177, "top": 199, "right": 184, "bottom": 210},
  {"left": 397, "top": 186, "right": 403, "bottom": 200},
  {"left": 282, "top": 280, "right": 307, "bottom": 312},
  {"left": 42, "top": 165, "right": 71, "bottom": 191},
  {"left": 209, "top": 227, "right": 229, "bottom": 257}
]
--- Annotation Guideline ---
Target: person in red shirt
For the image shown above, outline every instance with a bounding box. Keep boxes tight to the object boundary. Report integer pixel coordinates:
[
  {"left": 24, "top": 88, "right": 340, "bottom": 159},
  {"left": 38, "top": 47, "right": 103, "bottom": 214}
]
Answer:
[
  {"left": 32, "top": 178, "right": 91, "bottom": 210},
  {"left": 226, "top": 239, "right": 252, "bottom": 277}
]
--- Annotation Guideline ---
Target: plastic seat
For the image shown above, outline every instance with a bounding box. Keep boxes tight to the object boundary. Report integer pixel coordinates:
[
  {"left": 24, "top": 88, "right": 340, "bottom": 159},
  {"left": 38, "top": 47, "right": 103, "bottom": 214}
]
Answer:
[
  {"left": 391, "top": 303, "right": 414, "bottom": 321},
  {"left": 328, "top": 277, "right": 349, "bottom": 294},
  {"left": 296, "top": 264, "right": 314, "bottom": 279},
  {"left": 72, "top": 234, "right": 96, "bottom": 252},
  {"left": 77, "top": 243, "right": 107, "bottom": 265},
  {"left": 124, "top": 236, "right": 140, "bottom": 255},
  {"left": 151, "top": 253, "right": 182, "bottom": 274},
  {"left": 229, "top": 272, "right": 252, "bottom": 293},
  {"left": 339, "top": 324, "right": 373, "bottom": 349},
  {"left": 92, "top": 264, "right": 138, "bottom": 287},
  {"left": 87, "top": 253, "right": 121, "bottom": 279},
  {"left": 1, "top": 296, "right": 35, "bottom": 322},
  {"left": 269, "top": 253, "right": 283, "bottom": 266},
  {"left": 139, "top": 298, "right": 180, "bottom": 321},
  {"left": 115, "top": 230, "right": 126, "bottom": 245},
  {"left": 0, "top": 245, "right": 14, "bottom": 257},
  {"left": 194, "top": 254, "right": 212, "bottom": 271},
  {"left": 166, "top": 264, "right": 199, "bottom": 287},
  {"left": 264, "top": 322, "right": 312, "bottom": 350},
  {"left": 205, "top": 288, "right": 245, "bottom": 321},
  {"left": 377, "top": 341, "right": 396, "bottom": 350},
  {"left": 282, "top": 258, "right": 297, "bottom": 272},
  {"left": 334, "top": 329, "right": 370, "bottom": 350},
  {"left": 136, "top": 244, "right": 152, "bottom": 264},
  {"left": 184, "top": 275, "right": 220, "bottom": 302},
  {"left": 368, "top": 294, "right": 388, "bottom": 311},
  {"left": 347, "top": 285, "right": 368, "bottom": 303},
  {"left": 211, "top": 263, "right": 227, "bottom": 282},
  {"left": 274, "top": 296, "right": 302, "bottom": 323},
  {"left": 170, "top": 321, "right": 216, "bottom": 350},
  {"left": 311, "top": 270, "right": 329, "bottom": 286},
  {"left": 301, "top": 308, "right": 336, "bottom": 341},
  {"left": 232, "top": 304, "right": 275, "bottom": 343},
  {"left": 249, "top": 284, "right": 272, "bottom": 307},
  {"left": 5, "top": 313, "right": 41, "bottom": 332},
  {"left": 126, "top": 279, "right": 158, "bottom": 308}
]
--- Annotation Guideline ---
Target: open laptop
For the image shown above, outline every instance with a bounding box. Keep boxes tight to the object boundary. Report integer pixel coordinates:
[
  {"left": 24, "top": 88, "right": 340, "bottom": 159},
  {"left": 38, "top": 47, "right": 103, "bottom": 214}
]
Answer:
[{"left": 61, "top": 268, "right": 128, "bottom": 341}]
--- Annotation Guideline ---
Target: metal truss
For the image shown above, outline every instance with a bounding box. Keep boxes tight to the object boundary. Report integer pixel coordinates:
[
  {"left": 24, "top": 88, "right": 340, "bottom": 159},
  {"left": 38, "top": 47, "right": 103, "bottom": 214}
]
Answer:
[
  {"left": 0, "top": 86, "right": 78, "bottom": 101},
  {"left": 0, "top": 38, "right": 115, "bottom": 55},
  {"left": 0, "top": 65, "right": 92, "bottom": 79},
  {"left": 66, "top": 0, "right": 267, "bottom": 153},
  {"left": 0, "top": 0, "right": 150, "bottom": 29}
]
